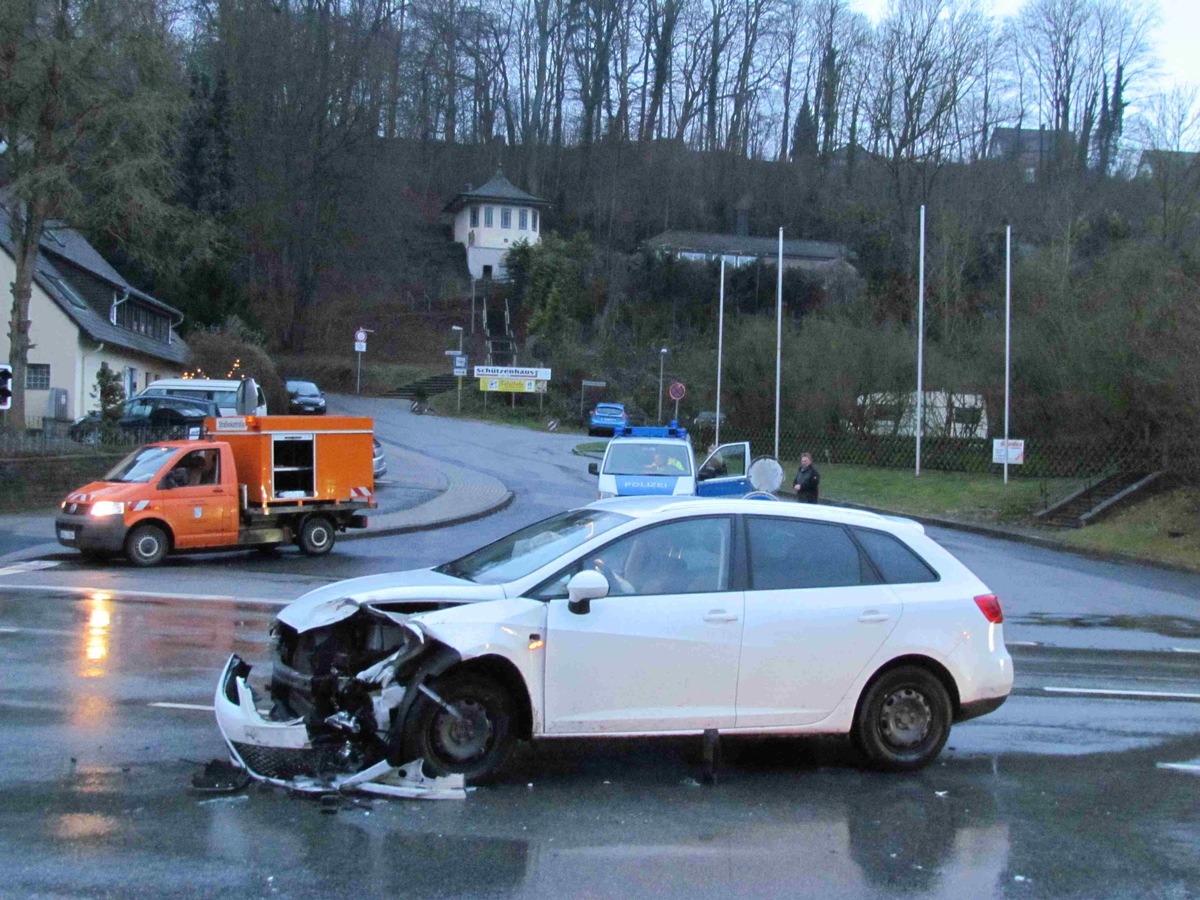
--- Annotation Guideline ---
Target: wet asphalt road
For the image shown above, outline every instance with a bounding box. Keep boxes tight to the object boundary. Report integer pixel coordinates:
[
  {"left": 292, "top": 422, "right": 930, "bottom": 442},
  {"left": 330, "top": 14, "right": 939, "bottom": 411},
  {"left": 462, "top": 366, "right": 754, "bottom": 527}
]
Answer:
[{"left": 1, "top": 401, "right": 1199, "bottom": 898}]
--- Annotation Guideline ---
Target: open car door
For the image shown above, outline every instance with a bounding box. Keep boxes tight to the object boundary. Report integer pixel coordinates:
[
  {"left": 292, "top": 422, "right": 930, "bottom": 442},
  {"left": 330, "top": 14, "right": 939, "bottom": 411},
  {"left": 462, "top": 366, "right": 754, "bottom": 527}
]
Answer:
[{"left": 696, "top": 442, "right": 752, "bottom": 497}]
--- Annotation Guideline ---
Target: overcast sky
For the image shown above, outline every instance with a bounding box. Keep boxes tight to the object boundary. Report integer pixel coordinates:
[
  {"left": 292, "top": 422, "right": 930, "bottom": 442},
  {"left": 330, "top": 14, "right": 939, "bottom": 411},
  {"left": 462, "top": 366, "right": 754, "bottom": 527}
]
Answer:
[{"left": 846, "top": 0, "right": 1200, "bottom": 92}]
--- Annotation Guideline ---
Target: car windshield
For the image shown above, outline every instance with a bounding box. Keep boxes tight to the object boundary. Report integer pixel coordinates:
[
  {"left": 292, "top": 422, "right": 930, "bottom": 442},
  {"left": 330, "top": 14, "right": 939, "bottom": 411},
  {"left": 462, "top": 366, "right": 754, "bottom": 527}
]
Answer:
[
  {"left": 103, "top": 446, "right": 178, "bottom": 483},
  {"left": 435, "top": 509, "right": 631, "bottom": 584},
  {"left": 289, "top": 382, "right": 320, "bottom": 396},
  {"left": 603, "top": 442, "right": 692, "bottom": 476}
]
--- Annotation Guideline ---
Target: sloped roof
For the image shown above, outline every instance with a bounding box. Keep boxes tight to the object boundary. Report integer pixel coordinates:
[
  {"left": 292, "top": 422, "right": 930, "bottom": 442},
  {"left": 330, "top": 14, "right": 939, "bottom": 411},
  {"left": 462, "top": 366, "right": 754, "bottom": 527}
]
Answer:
[
  {"left": 0, "top": 194, "right": 188, "bottom": 365},
  {"left": 644, "top": 230, "right": 851, "bottom": 261},
  {"left": 443, "top": 169, "right": 549, "bottom": 212},
  {"left": 987, "top": 126, "right": 1074, "bottom": 159}
]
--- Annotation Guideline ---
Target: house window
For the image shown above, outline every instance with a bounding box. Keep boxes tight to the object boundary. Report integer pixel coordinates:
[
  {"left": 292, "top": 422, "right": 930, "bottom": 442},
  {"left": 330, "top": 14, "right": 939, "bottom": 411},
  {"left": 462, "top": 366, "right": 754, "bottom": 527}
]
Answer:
[
  {"left": 519, "top": 209, "right": 528, "bottom": 230},
  {"left": 484, "top": 206, "right": 494, "bottom": 227},
  {"left": 115, "top": 300, "right": 170, "bottom": 342},
  {"left": 470, "top": 206, "right": 480, "bottom": 228},
  {"left": 532, "top": 210, "right": 539, "bottom": 231},
  {"left": 501, "top": 208, "right": 511, "bottom": 229},
  {"left": 26, "top": 364, "right": 51, "bottom": 390}
]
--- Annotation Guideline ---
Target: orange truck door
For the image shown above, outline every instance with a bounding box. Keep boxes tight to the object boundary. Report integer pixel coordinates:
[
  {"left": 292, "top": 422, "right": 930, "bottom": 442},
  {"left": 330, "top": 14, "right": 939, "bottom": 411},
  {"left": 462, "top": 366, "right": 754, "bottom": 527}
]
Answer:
[{"left": 156, "top": 447, "right": 239, "bottom": 549}]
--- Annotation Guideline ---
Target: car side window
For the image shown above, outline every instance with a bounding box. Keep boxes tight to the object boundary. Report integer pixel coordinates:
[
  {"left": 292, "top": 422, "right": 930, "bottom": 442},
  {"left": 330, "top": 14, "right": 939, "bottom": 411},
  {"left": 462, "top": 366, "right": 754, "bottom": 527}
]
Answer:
[
  {"left": 746, "top": 517, "right": 872, "bottom": 590},
  {"left": 852, "top": 527, "right": 939, "bottom": 584},
  {"left": 530, "top": 517, "right": 732, "bottom": 599}
]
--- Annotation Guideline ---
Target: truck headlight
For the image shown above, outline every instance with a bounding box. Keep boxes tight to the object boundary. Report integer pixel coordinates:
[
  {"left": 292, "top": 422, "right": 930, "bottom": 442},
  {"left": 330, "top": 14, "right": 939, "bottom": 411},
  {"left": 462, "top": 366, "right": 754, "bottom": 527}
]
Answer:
[{"left": 90, "top": 501, "right": 126, "bottom": 517}]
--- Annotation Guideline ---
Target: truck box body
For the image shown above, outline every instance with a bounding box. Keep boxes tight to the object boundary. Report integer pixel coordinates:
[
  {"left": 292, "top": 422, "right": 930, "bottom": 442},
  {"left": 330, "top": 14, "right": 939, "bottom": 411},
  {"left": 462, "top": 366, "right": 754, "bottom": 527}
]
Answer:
[{"left": 205, "top": 415, "right": 375, "bottom": 507}]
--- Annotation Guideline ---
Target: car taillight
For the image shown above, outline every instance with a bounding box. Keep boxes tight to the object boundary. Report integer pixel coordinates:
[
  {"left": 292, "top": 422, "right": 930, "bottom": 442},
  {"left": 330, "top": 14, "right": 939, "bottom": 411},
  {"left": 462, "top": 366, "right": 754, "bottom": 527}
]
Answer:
[{"left": 974, "top": 594, "right": 1003, "bottom": 624}]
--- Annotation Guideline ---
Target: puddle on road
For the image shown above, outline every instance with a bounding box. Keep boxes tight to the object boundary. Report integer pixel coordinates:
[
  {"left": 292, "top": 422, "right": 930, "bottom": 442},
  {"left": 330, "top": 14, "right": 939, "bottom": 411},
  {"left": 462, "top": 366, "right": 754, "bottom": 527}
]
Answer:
[{"left": 1013, "top": 612, "right": 1200, "bottom": 639}]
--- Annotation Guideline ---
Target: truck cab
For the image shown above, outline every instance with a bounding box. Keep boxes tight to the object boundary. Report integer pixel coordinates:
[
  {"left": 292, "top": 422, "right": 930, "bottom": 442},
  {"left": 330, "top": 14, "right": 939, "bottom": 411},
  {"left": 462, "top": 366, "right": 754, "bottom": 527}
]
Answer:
[{"left": 587, "top": 424, "right": 752, "bottom": 498}]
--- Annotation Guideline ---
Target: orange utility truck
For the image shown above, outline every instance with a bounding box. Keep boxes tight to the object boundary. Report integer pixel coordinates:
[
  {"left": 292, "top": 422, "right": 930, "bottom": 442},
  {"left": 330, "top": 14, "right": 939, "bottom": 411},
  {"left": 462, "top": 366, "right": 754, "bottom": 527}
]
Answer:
[{"left": 55, "top": 416, "right": 376, "bottom": 566}]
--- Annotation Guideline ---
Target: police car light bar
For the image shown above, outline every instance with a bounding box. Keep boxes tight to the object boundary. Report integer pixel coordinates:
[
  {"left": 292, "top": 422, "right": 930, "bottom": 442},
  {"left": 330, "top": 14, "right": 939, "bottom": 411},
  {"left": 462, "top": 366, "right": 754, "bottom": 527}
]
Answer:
[{"left": 616, "top": 421, "right": 688, "bottom": 439}]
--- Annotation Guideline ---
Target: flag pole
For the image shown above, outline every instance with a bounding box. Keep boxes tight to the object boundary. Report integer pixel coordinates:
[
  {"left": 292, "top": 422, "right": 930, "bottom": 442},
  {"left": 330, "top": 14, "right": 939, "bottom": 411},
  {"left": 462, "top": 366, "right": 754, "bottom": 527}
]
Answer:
[
  {"left": 1005, "top": 224, "right": 1012, "bottom": 485},
  {"left": 775, "top": 228, "right": 783, "bottom": 460},
  {"left": 716, "top": 258, "right": 725, "bottom": 447},
  {"left": 916, "top": 205, "right": 925, "bottom": 477}
]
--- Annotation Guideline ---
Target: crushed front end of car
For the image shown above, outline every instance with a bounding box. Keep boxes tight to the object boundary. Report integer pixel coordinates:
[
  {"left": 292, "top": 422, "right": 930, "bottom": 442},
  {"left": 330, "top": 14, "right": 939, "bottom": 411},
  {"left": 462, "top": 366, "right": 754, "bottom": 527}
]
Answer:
[{"left": 214, "top": 602, "right": 470, "bottom": 800}]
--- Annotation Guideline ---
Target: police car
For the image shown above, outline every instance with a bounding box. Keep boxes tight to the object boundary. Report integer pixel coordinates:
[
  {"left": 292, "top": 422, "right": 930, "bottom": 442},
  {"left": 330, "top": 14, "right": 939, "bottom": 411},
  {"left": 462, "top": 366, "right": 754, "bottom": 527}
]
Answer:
[{"left": 587, "top": 424, "right": 758, "bottom": 498}]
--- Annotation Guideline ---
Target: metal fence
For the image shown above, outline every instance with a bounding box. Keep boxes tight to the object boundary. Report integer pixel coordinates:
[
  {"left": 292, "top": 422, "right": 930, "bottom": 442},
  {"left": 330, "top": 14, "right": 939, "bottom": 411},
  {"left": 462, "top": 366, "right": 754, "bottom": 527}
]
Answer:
[
  {"left": 0, "top": 419, "right": 193, "bottom": 459},
  {"left": 691, "top": 425, "right": 1200, "bottom": 482}
]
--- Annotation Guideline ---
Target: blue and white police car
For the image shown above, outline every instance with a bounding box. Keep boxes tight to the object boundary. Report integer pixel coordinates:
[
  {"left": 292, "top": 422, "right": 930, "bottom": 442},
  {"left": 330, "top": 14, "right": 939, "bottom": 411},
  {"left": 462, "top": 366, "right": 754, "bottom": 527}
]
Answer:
[{"left": 587, "top": 424, "right": 759, "bottom": 498}]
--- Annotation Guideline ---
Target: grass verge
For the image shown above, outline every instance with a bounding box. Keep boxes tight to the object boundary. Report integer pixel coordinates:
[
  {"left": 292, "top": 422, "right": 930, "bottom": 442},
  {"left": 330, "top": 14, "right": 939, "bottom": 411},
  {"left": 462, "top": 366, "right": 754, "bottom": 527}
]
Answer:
[
  {"left": 426, "top": 388, "right": 586, "bottom": 434},
  {"left": 1055, "top": 487, "right": 1200, "bottom": 570},
  {"left": 806, "top": 463, "right": 1083, "bottom": 525}
]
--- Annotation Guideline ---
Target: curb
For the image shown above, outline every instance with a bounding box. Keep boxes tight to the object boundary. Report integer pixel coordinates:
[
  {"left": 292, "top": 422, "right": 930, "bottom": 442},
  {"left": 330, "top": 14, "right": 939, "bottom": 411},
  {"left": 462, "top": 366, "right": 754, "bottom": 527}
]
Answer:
[
  {"left": 342, "top": 490, "right": 515, "bottom": 541},
  {"left": 826, "top": 498, "right": 1200, "bottom": 576}
]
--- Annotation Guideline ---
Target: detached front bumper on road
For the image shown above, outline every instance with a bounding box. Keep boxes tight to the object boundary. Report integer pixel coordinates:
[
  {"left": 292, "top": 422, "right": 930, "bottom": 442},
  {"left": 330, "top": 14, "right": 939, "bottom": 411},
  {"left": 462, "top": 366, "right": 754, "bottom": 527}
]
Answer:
[{"left": 213, "top": 654, "right": 466, "bottom": 800}]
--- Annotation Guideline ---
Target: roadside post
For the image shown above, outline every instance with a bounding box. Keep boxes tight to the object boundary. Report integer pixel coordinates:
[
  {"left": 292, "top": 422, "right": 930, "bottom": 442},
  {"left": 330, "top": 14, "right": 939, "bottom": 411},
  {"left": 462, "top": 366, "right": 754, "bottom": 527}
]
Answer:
[
  {"left": 669, "top": 381, "right": 686, "bottom": 424},
  {"left": 354, "top": 328, "right": 369, "bottom": 395},
  {"left": 453, "top": 354, "right": 468, "bottom": 413},
  {"left": 581, "top": 379, "right": 607, "bottom": 423}
]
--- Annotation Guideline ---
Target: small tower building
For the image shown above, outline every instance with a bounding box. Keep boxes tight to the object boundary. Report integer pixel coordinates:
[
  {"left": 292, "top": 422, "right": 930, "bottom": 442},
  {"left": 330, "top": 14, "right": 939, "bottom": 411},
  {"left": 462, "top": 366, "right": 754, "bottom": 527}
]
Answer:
[{"left": 443, "top": 170, "right": 549, "bottom": 280}]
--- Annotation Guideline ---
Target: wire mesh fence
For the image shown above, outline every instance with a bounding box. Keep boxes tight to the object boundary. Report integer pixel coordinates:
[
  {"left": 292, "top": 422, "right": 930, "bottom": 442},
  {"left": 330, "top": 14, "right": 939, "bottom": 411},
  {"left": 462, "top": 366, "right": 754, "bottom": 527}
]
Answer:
[
  {"left": 691, "top": 424, "right": 1200, "bottom": 482},
  {"left": 0, "top": 419, "right": 193, "bottom": 459}
]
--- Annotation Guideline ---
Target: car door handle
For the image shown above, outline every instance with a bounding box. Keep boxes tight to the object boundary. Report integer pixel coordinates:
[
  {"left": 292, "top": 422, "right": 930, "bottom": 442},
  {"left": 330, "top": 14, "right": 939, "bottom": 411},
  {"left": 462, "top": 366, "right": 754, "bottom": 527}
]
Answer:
[
  {"left": 703, "top": 610, "right": 739, "bottom": 623},
  {"left": 859, "top": 610, "right": 890, "bottom": 623}
]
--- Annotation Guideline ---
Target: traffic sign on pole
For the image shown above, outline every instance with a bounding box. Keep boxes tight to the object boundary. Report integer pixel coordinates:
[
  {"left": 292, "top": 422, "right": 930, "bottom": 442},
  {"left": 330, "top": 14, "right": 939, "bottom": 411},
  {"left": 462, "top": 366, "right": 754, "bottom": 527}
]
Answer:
[{"left": 668, "top": 381, "right": 686, "bottom": 401}]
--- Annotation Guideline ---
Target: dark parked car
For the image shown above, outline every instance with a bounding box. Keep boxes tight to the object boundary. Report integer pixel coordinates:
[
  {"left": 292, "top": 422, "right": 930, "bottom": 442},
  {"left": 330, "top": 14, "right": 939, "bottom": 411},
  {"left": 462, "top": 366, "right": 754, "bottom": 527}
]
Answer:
[
  {"left": 70, "top": 395, "right": 221, "bottom": 443},
  {"left": 286, "top": 379, "right": 327, "bottom": 415}
]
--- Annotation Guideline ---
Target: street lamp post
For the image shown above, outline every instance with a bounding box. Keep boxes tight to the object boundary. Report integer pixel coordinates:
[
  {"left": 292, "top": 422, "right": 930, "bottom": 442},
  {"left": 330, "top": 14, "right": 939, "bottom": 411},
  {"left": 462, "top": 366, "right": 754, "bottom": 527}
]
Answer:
[
  {"left": 657, "top": 347, "right": 669, "bottom": 424},
  {"left": 451, "top": 326, "right": 464, "bottom": 413}
]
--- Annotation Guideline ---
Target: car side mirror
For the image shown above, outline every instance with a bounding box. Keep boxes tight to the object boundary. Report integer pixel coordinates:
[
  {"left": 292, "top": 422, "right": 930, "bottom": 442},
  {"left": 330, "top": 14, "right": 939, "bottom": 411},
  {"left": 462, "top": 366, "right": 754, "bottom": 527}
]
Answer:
[
  {"left": 697, "top": 464, "right": 717, "bottom": 481},
  {"left": 567, "top": 570, "right": 609, "bottom": 615},
  {"left": 587, "top": 462, "right": 599, "bottom": 476}
]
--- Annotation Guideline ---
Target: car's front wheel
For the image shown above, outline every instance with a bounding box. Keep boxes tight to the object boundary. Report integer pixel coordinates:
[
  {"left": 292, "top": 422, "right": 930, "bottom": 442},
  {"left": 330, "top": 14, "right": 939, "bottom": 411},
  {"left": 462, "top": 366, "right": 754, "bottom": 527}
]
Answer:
[
  {"left": 853, "top": 666, "right": 952, "bottom": 772},
  {"left": 406, "top": 673, "right": 515, "bottom": 783},
  {"left": 125, "top": 523, "right": 169, "bottom": 567}
]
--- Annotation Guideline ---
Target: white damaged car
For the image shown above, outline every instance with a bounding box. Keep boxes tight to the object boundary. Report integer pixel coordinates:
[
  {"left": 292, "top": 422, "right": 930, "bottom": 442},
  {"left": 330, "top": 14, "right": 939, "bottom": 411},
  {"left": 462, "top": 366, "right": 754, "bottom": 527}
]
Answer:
[{"left": 215, "top": 497, "right": 1012, "bottom": 793}]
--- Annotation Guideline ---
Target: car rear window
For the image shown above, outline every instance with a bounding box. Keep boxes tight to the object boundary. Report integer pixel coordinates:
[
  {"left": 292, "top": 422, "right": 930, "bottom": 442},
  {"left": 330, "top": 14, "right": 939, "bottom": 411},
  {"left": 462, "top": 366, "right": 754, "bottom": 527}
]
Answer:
[
  {"left": 852, "top": 527, "right": 939, "bottom": 584},
  {"left": 596, "top": 405, "right": 623, "bottom": 414},
  {"left": 747, "top": 517, "right": 871, "bottom": 590}
]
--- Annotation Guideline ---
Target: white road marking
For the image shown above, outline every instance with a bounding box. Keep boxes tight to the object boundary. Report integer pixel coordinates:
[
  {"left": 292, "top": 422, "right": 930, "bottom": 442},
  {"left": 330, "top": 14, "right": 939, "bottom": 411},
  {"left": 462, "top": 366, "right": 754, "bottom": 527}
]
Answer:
[
  {"left": 1007, "top": 640, "right": 1041, "bottom": 647},
  {"left": 0, "top": 561, "right": 61, "bottom": 577},
  {"left": 1044, "top": 686, "right": 1200, "bottom": 701},
  {"left": 0, "top": 626, "right": 19, "bottom": 633},
  {"left": 1171, "top": 648, "right": 1200, "bottom": 654},
  {"left": 1156, "top": 762, "right": 1200, "bottom": 774},
  {"left": 0, "top": 583, "right": 289, "bottom": 606},
  {"left": 149, "top": 702, "right": 215, "bottom": 712}
]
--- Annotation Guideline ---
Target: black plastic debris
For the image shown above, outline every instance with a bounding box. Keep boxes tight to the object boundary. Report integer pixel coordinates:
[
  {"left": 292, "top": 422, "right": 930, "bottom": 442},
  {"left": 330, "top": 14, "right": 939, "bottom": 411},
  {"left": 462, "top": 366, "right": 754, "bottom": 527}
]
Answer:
[{"left": 192, "top": 759, "right": 252, "bottom": 794}]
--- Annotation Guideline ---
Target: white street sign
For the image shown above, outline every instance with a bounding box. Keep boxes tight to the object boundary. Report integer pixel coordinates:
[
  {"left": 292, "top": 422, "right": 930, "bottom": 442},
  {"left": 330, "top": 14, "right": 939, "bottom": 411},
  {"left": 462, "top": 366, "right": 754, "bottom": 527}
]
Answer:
[
  {"left": 354, "top": 341, "right": 367, "bottom": 353},
  {"left": 355, "top": 329, "right": 367, "bottom": 343},
  {"left": 992, "top": 438, "right": 1025, "bottom": 465},
  {"left": 474, "top": 365, "right": 551, "bottom": 380}
]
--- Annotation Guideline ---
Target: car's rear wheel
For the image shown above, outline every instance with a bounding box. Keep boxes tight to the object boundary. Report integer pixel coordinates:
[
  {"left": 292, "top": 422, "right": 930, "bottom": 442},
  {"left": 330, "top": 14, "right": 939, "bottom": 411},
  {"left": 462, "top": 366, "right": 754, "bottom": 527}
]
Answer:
[
  {"left": 125, "top": 523, "right": 169, "bottom": 567},
  {"left": 405, "top": 673, "right": 515, "bottom": 783},
  {"left": 297, "top": 516, "right": 335, "bottom": 556},
  {"left": 853, "top": 666, "right": 951, "bottom": 772}
]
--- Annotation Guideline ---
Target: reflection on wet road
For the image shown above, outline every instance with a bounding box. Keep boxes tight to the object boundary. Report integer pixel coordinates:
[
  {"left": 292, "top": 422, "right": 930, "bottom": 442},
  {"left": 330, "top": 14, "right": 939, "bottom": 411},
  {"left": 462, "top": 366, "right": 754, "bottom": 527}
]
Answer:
[{"left": 1, "top": 587, "right": 1198, "bottom": 897}]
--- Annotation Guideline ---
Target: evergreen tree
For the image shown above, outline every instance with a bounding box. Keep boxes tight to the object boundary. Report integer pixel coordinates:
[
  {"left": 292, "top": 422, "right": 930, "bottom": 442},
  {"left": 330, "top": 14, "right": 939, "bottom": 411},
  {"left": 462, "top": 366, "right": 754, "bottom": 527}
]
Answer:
[{"left": 791, "top": 96, "right": 819, "bottom": 162}]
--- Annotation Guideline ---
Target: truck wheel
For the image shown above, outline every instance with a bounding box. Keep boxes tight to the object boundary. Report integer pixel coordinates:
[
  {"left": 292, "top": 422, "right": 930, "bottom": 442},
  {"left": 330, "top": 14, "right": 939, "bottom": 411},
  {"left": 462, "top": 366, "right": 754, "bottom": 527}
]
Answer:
[
  {"left": 126, "top": 523, "right": 168, "bottom": 567},
  {"left": 298, "top": 516, "right": 335, "bottom": 556}
]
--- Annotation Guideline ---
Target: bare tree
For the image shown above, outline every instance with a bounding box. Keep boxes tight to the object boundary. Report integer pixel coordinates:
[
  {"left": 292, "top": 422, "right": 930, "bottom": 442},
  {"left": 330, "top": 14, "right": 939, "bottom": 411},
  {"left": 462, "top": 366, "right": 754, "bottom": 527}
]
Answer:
[
  {"left": 1, "top": 0, "right": 184, "bottom": 428},
  {"left": 1136, "top": 87, "right": 1200, "bottom": 249}
]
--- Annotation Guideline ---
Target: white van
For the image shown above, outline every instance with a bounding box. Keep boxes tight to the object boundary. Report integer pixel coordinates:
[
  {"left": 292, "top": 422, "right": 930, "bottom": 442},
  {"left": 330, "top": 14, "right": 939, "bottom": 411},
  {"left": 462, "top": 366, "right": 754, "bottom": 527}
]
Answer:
[{"left": 139, "top": 378, "right": 268, "bottom": 416}]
